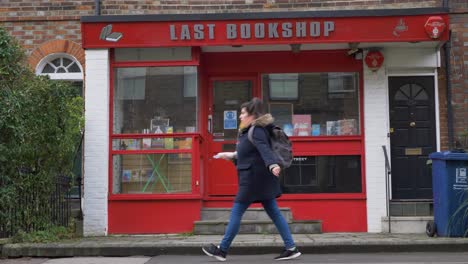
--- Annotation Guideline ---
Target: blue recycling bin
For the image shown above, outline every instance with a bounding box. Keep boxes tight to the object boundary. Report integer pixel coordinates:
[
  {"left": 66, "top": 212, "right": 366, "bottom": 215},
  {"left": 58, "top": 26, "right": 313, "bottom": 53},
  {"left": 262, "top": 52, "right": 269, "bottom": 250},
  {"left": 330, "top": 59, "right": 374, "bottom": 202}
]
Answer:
[{"left": 428, "top": 151, "right": 468, "bottom": 237}]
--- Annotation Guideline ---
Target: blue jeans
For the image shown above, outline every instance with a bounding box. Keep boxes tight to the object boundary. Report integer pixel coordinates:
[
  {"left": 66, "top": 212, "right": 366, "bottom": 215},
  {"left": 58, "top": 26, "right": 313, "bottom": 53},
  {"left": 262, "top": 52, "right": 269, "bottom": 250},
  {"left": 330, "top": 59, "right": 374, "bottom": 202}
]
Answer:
[{"left": 219, "top": 199, "right": 295, "bottom": 252}]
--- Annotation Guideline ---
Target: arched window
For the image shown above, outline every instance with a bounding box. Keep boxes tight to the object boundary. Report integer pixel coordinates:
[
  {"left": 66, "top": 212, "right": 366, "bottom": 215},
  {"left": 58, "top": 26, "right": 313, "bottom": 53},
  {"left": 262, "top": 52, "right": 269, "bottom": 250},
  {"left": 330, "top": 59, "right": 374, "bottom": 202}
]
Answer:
[{"left": 36, "top": 53, "right": 83, "bottom": 81}]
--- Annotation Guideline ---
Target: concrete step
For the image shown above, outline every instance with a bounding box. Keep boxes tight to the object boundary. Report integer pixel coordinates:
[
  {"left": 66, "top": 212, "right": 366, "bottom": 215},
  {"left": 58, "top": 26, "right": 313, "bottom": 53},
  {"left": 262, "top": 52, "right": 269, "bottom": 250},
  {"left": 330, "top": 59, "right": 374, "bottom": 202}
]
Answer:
[
  {"left": 201, "top": 207, "right": 293, "bottom": 222},
  {"left": 193, "top": 219, "right": 322, "bottom": 235},
  {"left": 381, "top": 216, "right": 434, "bottom": 233}
]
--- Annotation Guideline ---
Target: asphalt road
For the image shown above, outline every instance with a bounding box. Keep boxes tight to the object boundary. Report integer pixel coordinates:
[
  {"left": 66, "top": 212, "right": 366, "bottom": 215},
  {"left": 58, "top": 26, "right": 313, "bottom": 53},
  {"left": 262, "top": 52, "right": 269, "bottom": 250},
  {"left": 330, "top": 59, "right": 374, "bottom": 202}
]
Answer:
[{"left": 2, "top": 252, "right": 468, "bottom": 264}]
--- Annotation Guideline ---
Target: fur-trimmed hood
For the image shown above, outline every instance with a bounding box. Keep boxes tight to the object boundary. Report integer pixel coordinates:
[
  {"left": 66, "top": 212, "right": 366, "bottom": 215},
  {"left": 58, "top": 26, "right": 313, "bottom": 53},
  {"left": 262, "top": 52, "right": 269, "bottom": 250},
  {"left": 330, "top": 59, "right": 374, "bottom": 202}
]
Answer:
[
  {"left": 252, "top": 113, "right": 274, "bottom": 127},
  {"left": 239, "top": 113, "right": 274, "bottom": 134}
]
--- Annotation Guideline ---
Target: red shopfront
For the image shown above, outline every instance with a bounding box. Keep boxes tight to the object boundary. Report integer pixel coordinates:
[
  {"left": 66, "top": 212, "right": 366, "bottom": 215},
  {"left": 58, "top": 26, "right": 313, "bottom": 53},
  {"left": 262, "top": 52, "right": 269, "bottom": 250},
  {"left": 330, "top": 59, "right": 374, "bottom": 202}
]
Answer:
[{"left": 81, "top": 10, "right": 448, "bottom": 234}]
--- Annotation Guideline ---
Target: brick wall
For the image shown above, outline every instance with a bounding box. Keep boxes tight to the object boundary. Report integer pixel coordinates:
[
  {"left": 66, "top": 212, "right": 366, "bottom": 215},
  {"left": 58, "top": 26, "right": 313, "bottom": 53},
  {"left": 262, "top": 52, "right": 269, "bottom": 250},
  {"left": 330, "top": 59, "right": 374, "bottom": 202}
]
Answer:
[
  {"left": 0, "top": 0, "right": 94, "bottom": 21},
  {"left": 448, "top": 11, "right": 468, "bottom": 149},
  {"left": 98, "top": 0, "right": 441, "bottom": 15},
  {"left": 0, "top": 21, "right": 81, "bottom": 55}
]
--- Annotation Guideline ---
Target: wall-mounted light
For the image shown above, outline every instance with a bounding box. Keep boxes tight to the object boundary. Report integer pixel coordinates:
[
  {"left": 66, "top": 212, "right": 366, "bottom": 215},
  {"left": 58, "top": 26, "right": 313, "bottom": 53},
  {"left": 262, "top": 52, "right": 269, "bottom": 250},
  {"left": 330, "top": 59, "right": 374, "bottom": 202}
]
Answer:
[
  {"left": 347, "top": 42, "right": 360, "bottom": 56},
  {"left": 290, "top": 44, "right": 301, "bottom": 53}
]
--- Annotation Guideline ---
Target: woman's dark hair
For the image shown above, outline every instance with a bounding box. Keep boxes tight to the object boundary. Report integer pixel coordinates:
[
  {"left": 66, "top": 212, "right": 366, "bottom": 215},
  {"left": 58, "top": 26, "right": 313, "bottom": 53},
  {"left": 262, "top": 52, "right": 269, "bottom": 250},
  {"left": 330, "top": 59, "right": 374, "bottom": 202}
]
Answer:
[{"left": 240, "top": 97, "right": 265, "bottom": 118}]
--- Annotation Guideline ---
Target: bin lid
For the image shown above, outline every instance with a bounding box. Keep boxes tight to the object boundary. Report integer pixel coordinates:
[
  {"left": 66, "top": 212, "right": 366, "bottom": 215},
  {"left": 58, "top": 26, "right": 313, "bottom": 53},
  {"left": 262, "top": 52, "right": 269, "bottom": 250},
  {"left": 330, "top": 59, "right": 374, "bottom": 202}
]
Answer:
[{"left": 429, "top": 151, "right": 468, "bottom": 160}]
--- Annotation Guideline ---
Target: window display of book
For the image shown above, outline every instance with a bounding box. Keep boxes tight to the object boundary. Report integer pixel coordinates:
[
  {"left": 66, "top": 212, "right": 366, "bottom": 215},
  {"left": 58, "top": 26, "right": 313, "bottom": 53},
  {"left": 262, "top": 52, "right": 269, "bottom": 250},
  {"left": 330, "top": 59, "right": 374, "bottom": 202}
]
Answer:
[
  {"left": 338, "top": 119, "right": 358, "bottom": 135},
  {"left": 326, "top": 119, "right": 358, "bottom": 136},
  {"left": 326, "top": 121, "right": 340, "bottom": 136}
]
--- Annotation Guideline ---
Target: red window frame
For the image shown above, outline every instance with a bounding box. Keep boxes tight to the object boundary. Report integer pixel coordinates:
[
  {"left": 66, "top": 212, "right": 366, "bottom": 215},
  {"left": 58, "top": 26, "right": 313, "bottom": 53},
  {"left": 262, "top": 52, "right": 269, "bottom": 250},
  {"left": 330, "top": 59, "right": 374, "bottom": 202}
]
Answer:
[
  {"left": 108, "top": 47, "right": 203, "bottom": 200},
  {"left": 202, "top": 50, "right": 366, "bottom": 200}
]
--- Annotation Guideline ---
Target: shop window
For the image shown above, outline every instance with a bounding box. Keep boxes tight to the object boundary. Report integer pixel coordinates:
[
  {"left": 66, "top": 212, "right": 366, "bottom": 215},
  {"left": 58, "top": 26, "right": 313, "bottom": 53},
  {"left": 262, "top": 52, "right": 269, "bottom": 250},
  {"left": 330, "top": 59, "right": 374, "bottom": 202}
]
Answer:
[
  {"left": 112, "top": 153, "right": 192, "bottom": 194},
  {"left": 114, "top": 47, "right": 191, "bottom": 62},
  {"left": 262, "top": 72, "right": 360, "bottom": 137},
  {"left": 281, "top": 155, "right": 361, "bottom": 193},
  {"left": 268, "top": 74, "right": 299, "bottom": 100},
  {"left": 113, "top": 66, "right": 198, "bottom": 134}
]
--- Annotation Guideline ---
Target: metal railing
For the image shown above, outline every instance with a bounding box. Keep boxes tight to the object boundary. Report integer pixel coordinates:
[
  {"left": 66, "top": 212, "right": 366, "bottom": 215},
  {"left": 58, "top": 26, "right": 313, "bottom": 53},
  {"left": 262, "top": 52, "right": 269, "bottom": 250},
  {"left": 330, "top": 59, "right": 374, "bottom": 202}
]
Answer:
[
  {"left": 382, "top": 145, "right": 392, "bottom": 233},
  {"left": 0, "top": 175, "right": 72, "bottom": 238}
]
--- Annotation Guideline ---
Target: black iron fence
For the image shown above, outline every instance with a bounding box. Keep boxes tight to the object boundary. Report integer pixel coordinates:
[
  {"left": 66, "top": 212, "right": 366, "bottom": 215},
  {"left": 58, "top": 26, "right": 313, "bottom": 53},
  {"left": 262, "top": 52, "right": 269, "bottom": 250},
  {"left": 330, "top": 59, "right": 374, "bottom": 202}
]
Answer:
[{"left": 0, "top": 175, "right": 72, "bottom": 238}]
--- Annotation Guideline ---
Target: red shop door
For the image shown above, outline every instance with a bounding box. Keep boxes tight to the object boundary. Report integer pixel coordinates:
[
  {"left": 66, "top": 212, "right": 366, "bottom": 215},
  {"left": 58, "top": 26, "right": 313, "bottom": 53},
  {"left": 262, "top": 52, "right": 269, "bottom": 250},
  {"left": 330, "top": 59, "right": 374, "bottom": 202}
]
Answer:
[{"left": 207, "top": 77, "right": 256, "bottom": 195}]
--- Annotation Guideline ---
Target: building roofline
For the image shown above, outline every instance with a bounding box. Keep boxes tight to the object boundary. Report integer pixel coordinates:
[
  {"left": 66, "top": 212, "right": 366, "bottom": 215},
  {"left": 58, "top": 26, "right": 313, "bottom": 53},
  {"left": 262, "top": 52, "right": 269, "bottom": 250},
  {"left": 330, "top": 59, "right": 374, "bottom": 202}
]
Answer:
[{"left": 81, "top": 7, "right": 449, "bottom": 23}]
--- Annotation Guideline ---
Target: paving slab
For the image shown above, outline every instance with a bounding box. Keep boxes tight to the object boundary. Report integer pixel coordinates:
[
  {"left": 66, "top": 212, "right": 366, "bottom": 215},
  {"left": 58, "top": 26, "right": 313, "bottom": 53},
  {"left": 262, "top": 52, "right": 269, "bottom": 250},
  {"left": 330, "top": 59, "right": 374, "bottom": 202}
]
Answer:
[
  {"left": 44, "top": 257, "right": 151, "bottom": 264},
  {"left": 2, "top": 233, "right": 468, "bottom": 258}
]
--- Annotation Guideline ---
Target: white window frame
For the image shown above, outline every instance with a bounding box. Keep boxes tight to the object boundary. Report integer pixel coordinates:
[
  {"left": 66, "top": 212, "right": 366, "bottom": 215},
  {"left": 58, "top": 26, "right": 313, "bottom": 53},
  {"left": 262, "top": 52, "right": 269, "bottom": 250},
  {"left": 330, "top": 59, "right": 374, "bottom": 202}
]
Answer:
[{"left": 36, "top": 53, "right": 84, "bottom": 81}]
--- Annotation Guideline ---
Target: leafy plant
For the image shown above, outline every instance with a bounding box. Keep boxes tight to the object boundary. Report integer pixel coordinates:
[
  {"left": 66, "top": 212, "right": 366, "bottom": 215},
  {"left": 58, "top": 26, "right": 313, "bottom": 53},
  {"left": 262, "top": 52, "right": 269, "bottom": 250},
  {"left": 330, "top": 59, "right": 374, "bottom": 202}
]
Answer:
[
  {"left": 455, "top": 130, "right": 468, "bottom": 152},
  {"left": 0, "top": 26, "right": 83, "bottom": 237},
  {"left": 447, "top": 189, "right": 468, "bottom": 237},
  {"left": 10, "top": 225, "right": 76, "bottom": 243}
]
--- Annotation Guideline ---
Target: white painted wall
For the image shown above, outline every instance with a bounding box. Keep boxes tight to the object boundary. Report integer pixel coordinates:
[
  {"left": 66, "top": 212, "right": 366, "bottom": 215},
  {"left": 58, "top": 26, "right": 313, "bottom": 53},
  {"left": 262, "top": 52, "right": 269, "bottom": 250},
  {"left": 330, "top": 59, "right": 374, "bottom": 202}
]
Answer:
[
  {"left": 83, "top": 49, "right": 110, "bottom": 236},
  {"left": 364, "top": 50, "right": 390, "bottom": 233},
  {"left": 385, "top": 48, "right": 440, "bottom": 69},
  {"left": 364, "top": 48, "right": 439, "bottom": 232}
]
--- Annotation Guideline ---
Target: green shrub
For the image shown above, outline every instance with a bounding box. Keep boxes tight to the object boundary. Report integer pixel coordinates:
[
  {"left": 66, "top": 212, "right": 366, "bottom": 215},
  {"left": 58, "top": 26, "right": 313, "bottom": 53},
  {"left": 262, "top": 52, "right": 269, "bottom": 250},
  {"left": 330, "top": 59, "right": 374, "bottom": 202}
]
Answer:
[{"left": 0, "top": 27, "right": 83, "bottom": 237}]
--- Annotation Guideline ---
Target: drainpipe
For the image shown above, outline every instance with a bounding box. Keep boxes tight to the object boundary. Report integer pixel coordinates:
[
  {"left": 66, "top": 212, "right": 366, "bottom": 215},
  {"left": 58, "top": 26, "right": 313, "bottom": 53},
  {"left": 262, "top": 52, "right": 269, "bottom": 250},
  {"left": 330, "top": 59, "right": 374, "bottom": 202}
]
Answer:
[
  {"left": 444, "top": 31, "right": 454, "bottom": 149},
  {"left": 95, "top": 0, "right": 101, "bottom": 16},
  {"left": 443, "top": 0, "right": 454, "bottom": 149}
]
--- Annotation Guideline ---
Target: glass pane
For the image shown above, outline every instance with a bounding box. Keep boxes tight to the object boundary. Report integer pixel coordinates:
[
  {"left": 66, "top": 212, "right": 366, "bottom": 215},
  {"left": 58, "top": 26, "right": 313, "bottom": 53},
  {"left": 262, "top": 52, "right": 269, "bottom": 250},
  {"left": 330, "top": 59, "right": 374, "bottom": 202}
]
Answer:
[
  {"left": 42, "top": 63, "right": 55, "bottom": 73},
  {"left": 269, "top": 74, "right": 299, "bottom": 100},
  {"left": 113, "top": 66, "right": 198, "bottom": 134},
  {"left": 394, "top": 90, "right": 408, "bottom": 101},
  {"left": 400, "top": 84, "right": 411, "bottom": 98},
  {"left": 68, "top": 62, "right": 81, "bottom": 73},
  {"left": 114, "top": 47, "right": 192, "bottom": 62},
  {"left": 52, "top": 58, "right": 61, "bottom": 67},
  {"left": 57, "top": 67, "right": 66, "bottom": 73},
  {"left": 212, "top": 80, "right": 252, "bottom": 141},
  {"left": 262, "top": 72, "right": 360, "bottom": 136},
  {"left": 281, "top": 155, "right": 361, "bottom": 193},
  {"left": 113, "top": 154, "right": 192, "bottom": 194},
  {"left": 412, "top": 84, "right": 428, "bottom": 100},
  {"left": 112, "top": 137, "right": 193, "bottom": 150},
  {"left": 62, "top": 58, "right": 73, "bottom": 67}
]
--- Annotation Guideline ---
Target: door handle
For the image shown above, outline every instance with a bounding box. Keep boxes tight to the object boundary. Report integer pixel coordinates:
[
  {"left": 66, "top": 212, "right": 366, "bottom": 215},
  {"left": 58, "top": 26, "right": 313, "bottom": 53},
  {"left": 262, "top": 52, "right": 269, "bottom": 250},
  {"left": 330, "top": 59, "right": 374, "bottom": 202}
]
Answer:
[{"left": 208, "top": 114, "right": 212, "bottom": 133}]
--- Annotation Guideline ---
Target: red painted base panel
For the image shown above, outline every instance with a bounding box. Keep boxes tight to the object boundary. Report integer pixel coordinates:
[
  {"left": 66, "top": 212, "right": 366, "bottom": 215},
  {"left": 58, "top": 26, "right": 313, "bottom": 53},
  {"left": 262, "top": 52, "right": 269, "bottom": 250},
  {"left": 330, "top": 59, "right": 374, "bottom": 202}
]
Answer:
[
  {"left": 108, "top": 199, "right": 366, "bottom": 234},
  {"left": 108, "top": 200, "right": 202, "bottom": 234}
]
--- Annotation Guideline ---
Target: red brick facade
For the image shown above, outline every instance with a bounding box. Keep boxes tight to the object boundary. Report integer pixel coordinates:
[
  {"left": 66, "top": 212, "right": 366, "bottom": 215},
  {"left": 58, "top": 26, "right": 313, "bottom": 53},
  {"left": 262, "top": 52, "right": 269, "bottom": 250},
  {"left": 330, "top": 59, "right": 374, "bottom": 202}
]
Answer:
[{"left": 0, "top": 0, "right": 466, "bottom": 150}]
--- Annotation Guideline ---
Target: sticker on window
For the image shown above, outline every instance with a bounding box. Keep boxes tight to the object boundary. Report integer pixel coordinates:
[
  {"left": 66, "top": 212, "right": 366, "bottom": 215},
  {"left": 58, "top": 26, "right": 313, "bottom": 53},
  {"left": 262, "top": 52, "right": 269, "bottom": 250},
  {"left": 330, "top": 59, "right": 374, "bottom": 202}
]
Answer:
[{"left": 224, "top": 110, "right": 237, "bottom": 129}]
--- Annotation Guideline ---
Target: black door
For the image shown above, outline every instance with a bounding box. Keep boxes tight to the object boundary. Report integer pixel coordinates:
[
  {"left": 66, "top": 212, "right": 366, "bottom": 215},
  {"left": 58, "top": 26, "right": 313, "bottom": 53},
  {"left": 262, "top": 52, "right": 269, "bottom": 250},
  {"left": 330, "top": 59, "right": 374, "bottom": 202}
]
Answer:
[{"left": 389, "top": 76, "right": 436, "bottom": 200}]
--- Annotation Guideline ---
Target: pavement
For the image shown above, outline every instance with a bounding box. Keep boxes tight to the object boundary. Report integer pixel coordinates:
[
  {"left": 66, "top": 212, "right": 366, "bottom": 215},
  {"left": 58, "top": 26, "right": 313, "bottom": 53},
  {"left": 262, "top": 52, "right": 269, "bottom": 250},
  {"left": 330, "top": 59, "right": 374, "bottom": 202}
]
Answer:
[{"left": 1, "top": 233, "right": 468, "bottom": 258}]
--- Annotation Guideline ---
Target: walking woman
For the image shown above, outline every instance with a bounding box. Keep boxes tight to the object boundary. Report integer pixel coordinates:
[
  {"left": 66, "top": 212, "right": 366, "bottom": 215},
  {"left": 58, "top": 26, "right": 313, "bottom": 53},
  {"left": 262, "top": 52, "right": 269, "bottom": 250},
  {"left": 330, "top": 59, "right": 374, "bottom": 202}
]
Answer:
[{"left": 202, "top": 98, "right": 301, "bottom": 261}]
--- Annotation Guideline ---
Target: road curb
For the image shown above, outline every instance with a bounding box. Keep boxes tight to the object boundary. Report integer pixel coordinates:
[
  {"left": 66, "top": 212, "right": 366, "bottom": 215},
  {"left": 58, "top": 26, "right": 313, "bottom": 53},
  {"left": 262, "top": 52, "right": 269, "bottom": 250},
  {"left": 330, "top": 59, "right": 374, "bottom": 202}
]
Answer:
[{"left": 3, "top": 242, "right": 468, "bottom": 258}]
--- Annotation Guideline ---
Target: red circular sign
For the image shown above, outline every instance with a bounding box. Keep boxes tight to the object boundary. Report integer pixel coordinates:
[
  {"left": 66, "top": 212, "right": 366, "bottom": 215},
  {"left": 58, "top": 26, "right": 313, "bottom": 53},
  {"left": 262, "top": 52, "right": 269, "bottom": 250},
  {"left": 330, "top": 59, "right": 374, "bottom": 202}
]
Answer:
[
  {"left": 424, "top": 16, "right": 446, "bottom": 39},
  {"left": 365, "top": 50, "right": 384, "bottom": 71}
]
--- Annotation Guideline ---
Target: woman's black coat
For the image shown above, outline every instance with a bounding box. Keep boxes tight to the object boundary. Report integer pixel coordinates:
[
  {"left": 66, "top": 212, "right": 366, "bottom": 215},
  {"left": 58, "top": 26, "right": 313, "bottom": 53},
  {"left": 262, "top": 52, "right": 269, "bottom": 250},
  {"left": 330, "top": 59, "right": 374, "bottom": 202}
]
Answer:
[{"left": 234, "top": 114, "right": 282, "bottom": 203}]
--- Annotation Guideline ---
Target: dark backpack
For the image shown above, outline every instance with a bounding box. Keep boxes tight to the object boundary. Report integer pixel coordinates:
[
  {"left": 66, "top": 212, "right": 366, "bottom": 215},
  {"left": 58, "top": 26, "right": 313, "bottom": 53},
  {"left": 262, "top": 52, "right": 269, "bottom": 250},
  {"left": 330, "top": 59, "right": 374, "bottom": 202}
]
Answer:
[{"left": 247, "top": 125, "right": 293, "bottom": 168}]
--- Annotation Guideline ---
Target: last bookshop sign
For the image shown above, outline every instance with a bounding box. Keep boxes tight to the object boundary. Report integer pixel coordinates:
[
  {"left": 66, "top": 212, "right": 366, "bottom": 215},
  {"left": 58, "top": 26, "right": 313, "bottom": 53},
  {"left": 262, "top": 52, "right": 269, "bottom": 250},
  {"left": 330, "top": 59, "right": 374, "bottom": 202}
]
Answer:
[{"left": 81, "top": 15, "right": 449, "bottom": 48}]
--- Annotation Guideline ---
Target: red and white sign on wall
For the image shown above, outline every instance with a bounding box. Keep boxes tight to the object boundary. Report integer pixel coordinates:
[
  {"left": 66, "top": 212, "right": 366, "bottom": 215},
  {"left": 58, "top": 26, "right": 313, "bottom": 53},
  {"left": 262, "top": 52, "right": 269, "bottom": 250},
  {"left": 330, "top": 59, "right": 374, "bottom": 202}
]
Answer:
[
  {"left": 424, "top": 16, "right": 446, "bottom": 39},
  {"left": 81, "top": 14, "right": 449, "bottom": 48},
  {"left": 365, "top": 50, "right": 384, "bottom": 71}
]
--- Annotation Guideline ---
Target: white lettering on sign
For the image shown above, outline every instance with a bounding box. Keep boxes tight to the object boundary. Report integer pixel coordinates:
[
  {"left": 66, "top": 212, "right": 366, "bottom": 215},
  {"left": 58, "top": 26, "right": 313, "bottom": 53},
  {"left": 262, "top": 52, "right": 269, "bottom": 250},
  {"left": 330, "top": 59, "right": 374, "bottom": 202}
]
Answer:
[
  {"left": 293, "top": 157, "right": 308, "bottom": 162},
  {"left": 169, "top": 21, "right": 335, "bottom": 41},
  {"left": 170, "top": 24, "right": 216, "bottom": 40}
]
